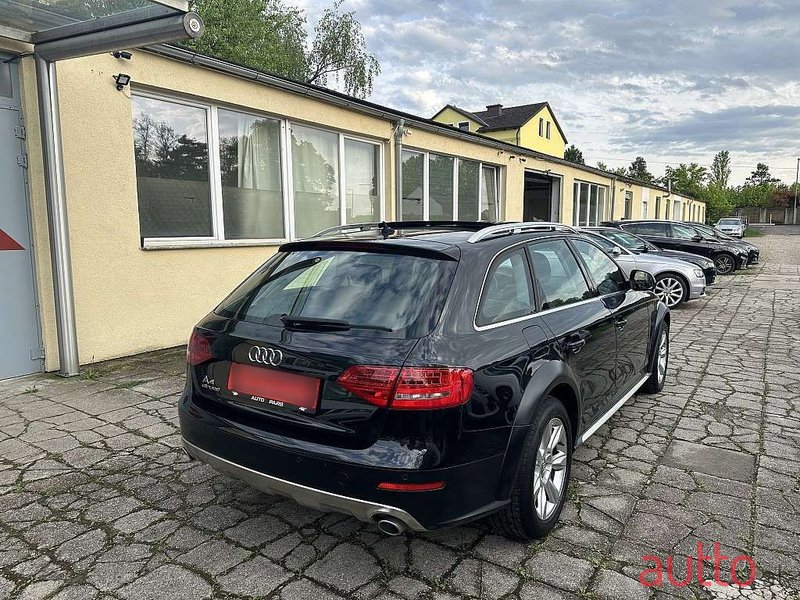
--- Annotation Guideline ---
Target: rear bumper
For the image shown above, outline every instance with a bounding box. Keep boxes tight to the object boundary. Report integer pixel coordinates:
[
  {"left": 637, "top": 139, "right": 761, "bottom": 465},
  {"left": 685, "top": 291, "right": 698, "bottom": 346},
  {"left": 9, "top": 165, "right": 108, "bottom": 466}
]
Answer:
[
  {"left": 179, "top": 393, "right": 506, "bottom": 530},
  {"left": 183, "top": 438, "right": 427, "bottom": 532}
]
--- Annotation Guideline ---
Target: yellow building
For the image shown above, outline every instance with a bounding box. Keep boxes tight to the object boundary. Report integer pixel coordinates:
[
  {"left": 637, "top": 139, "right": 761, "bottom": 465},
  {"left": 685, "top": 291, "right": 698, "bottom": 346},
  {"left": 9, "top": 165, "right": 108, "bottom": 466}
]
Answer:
[
  {"left": 0, "top": 21, "right": 704, "bottom": 380},
  {"left": 432, "top": 102, "right": 567, "bottom": 158}
]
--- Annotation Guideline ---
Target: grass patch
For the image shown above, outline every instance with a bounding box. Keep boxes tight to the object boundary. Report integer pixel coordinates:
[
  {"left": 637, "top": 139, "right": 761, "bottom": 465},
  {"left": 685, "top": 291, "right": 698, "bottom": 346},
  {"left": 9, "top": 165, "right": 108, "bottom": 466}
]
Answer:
[
  {"left": 744, "top": 228, "right": 764, "bottom": 237},
  {"left": 79, "top": 367, "right": 102, "bottom": 381}
]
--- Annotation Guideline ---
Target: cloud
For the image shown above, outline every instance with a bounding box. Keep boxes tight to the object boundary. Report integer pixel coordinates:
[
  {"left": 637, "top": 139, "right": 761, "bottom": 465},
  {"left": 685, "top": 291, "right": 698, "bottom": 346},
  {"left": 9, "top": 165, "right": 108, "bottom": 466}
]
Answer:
[{"left": 302, "top": 0, "right": 800, "bottom": 184}]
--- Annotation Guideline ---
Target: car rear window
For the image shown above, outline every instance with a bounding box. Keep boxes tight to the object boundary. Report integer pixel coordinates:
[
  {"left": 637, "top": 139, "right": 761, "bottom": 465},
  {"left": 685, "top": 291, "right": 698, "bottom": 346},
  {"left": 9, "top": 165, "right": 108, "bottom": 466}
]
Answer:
[{"left": 215, "top": 249, "right": 457, "bottom": 338}]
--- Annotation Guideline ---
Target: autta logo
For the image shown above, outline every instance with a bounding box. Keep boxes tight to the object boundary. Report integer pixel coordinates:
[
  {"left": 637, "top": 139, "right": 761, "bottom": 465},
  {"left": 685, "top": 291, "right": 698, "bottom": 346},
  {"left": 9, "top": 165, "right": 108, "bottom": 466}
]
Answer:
[{"left": 248, "top": 346, "right": 283, "bottom": 366}]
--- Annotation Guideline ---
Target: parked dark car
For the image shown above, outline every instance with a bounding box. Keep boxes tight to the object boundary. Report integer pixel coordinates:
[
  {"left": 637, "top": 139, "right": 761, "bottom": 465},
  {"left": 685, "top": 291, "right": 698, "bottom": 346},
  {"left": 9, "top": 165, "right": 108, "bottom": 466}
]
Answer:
[
  {"left": 689, "top": 222, "right": 759, "bottom": 266},
  {"left": 602, "top": 220, "right": 748, "bottom": 275},
  {"left": 179, "top": 221, "right": 670, "bottom": 540},
  {"left": 586, "top": 226, "right": 717, "bottom": 287}
]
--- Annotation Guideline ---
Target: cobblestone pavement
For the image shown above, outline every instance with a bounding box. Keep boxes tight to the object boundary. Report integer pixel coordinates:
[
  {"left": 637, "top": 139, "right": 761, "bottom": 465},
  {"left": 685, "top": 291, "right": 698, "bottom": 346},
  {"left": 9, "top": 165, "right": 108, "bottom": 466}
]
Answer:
[{"left": 2, "top": 233, "right": 800, "bottom": 600}]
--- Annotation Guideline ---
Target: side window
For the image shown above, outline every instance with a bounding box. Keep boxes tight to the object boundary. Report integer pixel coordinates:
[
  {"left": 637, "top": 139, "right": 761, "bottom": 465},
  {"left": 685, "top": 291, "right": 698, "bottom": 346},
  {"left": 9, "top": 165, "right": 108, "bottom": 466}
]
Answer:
[
  {"left": 529, "top": 240, "right": 592, "bottom": 310},
  {"left": 670, "top": 223, "right": 700, "bottom": 240},
  {"left": 585, "top": 233, "right": 620, "bottom": 253},
  {"left": 571, "top": 239, "right": 628, "bottom": 295},
  {"left": 477, "top": 249, "right": 534, "bottom": 326},
  {"left": 623, "top": 222, "right": 667, "bottom": 237}
]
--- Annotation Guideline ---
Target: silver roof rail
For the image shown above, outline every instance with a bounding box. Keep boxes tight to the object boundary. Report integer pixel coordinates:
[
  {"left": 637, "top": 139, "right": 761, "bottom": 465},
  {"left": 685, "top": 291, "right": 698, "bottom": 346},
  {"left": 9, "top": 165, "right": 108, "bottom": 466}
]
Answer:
[
  {"left": 309, "top": 223, "right": 384, "bottom": 238},
  {"left": 466, "top": 221, "right": 579, "bottom": 243}
]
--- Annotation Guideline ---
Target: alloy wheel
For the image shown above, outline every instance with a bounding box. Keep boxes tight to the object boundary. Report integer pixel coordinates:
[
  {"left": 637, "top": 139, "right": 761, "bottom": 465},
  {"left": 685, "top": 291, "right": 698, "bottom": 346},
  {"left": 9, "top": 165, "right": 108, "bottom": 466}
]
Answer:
[
  {"left": 654, "top": 277, "right": 684, "bottom": 308},
  {"left": 657, "top": 330, "right": 668, "bottom": 384},
  {"left": 714, "top": 255, "right": 734, "bottom": 274},
  {"left": 533, "top": 418, "right": 568, "bottom": 520}
]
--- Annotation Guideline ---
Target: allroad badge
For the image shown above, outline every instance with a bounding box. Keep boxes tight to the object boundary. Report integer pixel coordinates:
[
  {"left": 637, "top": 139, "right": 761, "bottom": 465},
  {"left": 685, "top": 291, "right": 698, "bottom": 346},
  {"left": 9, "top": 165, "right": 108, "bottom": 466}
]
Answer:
[{"left": 248, "top": 346, "right": 283, "bottom": 366}]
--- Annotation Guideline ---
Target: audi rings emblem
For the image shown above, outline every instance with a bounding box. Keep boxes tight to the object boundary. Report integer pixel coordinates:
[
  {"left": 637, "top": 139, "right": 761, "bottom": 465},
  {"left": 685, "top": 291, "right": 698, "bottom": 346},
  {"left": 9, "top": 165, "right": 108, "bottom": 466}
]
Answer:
[{"left": 248, "top": 346, "right": 283, "bottom": 366}]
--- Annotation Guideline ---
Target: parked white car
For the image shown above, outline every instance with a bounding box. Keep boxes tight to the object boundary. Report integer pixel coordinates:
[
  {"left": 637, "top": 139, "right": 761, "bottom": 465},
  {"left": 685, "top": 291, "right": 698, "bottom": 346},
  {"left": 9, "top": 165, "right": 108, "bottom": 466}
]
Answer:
[{"left": 715, "top": 218, "right": 745, "bottom": 238}]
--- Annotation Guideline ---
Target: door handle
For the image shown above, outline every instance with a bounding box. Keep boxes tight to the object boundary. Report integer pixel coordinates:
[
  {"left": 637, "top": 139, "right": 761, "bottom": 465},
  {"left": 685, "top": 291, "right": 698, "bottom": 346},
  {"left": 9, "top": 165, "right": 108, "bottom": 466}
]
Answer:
[
  {"left": 615, "top": 318, "right": 627, "bottom": 330},
  {"left": 564, "top": 338, "right": 586, "bottom": 354}
]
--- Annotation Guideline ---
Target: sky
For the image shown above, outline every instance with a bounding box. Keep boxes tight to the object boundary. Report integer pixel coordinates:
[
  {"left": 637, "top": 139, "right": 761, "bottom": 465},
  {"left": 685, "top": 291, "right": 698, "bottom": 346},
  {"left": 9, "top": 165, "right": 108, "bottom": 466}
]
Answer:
[{"left": 296, "top": 0, "right": 800, "bottom": 186}]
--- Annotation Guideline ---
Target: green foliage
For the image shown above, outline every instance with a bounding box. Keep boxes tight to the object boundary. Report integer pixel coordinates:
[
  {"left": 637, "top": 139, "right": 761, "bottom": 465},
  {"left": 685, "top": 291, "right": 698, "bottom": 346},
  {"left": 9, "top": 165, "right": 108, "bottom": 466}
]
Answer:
[
  {"left": 660, "top": 163, "right": 707, "bottom": 197},
  {"left": 564, "top": 144, "right": 585, "bottom": 165},
  {"left": 745, "top": 162, "right": 781, "bottom": 187},
  {"left": 709, "top": 151, "right": 731, "bottom": 189},
  {"left": 186, "top": 0, "right": 380, "bottom": 98},
  {"left": 696, "top": 184, "right": 732, "bottom": 223},
  {"left": 627, "top": 156, "right": 654, "bottom": 183}
]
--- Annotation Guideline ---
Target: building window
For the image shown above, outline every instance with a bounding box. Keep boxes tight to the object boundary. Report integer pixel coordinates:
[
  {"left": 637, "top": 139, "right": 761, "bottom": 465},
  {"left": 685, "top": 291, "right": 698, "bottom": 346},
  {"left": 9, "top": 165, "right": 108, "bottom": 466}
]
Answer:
[
  {"left": 538, "top": 118, "right": 544, "bottom": 137},
  {"left": 655, "top": 196, "right": 661, "bottom": 219},
  {"left": 132, "top": 95, "right": 213, "bottom": 239},
  {"left": 572, "top": 181, "right": 608, "bottom": 226},
  {"left": 132, "top": 92, "right": 383, "bottom": 246},
  {"left": 400, "top": 150, "right": 500, "bottom": 221},
  {"left": 457, "top": 121, "right": 470, "bottom": 131},
  {"left": 218, "top": 109, "right": 284, "bottom": 240},
  {"left": 623, "top": 190, "right": 633, "bottom": 219},
  {"left": 673, "top": 200, "right": 682, "bottom": 220},
  {"left": 428, "top": 154, "right": 454, "bottom": 220},
  {"left": 642, "top": 198, "right": 649, "bottom": 219},
  {"left": 546, "top": 121, "right": 551, "bottom": 139}
]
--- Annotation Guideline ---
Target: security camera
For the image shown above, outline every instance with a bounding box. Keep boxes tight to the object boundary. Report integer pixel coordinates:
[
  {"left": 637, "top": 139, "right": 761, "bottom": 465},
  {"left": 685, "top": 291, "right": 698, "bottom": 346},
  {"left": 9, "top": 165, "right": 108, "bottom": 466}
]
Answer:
[{"left": 111, "top": 51, "right": 132, "bottom": 60}]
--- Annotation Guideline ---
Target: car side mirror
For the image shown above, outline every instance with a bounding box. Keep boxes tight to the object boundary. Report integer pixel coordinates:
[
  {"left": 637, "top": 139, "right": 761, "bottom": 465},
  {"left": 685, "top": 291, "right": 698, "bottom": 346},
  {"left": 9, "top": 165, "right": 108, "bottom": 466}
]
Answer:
[
  {"left": 691, "top": 234, "right": 703, "bottom": 242},
  {"left": 630, "top": 270, "right": 655, "bottom": 292}
]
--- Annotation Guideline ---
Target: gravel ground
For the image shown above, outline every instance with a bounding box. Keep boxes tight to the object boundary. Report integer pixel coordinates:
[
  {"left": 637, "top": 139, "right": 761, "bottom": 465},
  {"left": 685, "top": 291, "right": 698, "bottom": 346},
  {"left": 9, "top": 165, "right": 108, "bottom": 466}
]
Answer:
[{"left": 1, "top": 232, "right": 799, "bottom": 599}]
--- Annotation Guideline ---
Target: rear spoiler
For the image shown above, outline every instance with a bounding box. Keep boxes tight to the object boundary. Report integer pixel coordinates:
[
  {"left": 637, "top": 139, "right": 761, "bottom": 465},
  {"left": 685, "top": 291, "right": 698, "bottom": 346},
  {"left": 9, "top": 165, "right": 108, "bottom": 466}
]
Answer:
[{"left": 279, "top": 240, "right": 460, "bottom": 261}]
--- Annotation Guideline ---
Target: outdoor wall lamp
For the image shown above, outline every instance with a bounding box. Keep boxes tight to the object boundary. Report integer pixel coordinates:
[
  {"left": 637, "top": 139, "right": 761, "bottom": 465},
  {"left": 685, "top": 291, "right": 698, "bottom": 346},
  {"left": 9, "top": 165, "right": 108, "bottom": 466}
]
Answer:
[
  {"left": 519, "top": 157, "right": 527, "bottom": 163},
  {"left": 113, "top": 73, "right": 131, "bottom": 91},
  {"left": 509, "top": 155, "right": 516, "bottom": 160},
  {"left": 111, "top": 50, "right": 133, "bottom": 60}
]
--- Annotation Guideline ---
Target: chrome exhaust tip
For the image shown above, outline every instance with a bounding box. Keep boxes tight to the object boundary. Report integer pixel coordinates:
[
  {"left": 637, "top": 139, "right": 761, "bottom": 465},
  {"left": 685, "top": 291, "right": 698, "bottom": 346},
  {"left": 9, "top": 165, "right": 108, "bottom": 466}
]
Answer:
[{"left": 376, "top": 517, "right": 406, "bottom": 536}]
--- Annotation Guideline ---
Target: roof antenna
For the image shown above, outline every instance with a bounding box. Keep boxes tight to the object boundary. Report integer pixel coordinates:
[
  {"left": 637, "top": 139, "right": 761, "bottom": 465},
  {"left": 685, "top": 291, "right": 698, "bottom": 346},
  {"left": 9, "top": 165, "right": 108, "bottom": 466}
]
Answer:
[{"left": 378, "top": 222, "right": 395, "bottom": 240}]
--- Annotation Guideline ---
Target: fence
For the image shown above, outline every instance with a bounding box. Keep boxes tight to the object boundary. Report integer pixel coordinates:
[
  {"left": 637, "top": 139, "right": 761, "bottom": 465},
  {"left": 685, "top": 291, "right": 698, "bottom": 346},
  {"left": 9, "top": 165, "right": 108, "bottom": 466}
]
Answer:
[{"left": 734, "top": 206, "right": 798, "bottom": 225}]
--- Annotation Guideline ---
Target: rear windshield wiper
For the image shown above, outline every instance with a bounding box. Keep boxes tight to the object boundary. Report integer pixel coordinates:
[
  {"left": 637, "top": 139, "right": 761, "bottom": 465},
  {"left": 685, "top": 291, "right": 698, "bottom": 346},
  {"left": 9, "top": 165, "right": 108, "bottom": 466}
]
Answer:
[{"left": 280, "top": 314, "right": 393, "bottom": 332}]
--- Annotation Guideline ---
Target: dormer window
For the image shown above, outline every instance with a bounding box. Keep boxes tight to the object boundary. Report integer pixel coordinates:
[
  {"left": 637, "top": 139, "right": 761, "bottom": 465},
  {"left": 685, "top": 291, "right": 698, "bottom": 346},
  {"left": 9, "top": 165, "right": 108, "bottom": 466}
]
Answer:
[{"left": 458, "top": 121, "right": 470, "bottom": 131}]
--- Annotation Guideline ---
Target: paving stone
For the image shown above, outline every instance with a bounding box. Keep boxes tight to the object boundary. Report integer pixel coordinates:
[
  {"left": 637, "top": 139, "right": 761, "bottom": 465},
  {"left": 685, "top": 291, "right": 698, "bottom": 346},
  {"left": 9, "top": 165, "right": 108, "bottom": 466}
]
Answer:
[
  {"left": 217, "top": 556, "right": 290, "bottom": 596},
  {"left": 119, "top": 565, "right": 211, "bottom": 600},
  {"left": 662, "top": 440, "right": 756, "bottom": 483},
  {"left": 179, "top": 539, "right": 249, "bottom": 575},
  {"left": 280, "top": 577, "right": 346, "bottom": 600},
  {"left": 594, "top": 569, "right": 652, "bottom": 600},
  {"left": 305, "top": 542, "right": 378, "bottom": 593},
  {"left": 525, "top": 550, "right": 594, "bottom": 593}
]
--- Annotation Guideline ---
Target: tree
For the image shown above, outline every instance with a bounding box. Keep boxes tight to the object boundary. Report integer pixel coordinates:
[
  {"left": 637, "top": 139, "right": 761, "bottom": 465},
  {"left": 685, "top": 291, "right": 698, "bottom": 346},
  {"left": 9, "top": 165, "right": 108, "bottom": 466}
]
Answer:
[
  {"left": 564, "top": 144, "right": 585, "bottom": 165},
  {"left": 596, "top": 161, "right": 628, "bottom": 177},
  {"left": 696, "top": 185, "right": 732, "bottom": 223},
  {"left": 186, "top": 0, "right": 380, "bottom": 98},
  {"left": 660, "top": 163, "right": 707, "bottom": 197},
  {"left": 744, "top": 162, "right": 781, "bottom": 187},
  {"left": 627, "top": 156, "right": 654, "bottom": 183},
  {"left": 709, "top": 151, "right": 731, "bottom": 189}
]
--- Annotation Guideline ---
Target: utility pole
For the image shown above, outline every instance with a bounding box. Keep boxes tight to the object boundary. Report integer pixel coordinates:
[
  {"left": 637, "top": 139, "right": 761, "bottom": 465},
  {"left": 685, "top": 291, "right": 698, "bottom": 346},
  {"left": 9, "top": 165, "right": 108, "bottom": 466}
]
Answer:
[{"left": 794, "top": 157, "right": 799, "bottom": 225}]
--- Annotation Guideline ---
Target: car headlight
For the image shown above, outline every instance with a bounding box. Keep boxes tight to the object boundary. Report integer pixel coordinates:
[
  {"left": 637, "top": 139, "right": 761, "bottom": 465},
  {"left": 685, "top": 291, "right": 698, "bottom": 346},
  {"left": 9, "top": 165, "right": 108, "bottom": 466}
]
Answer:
[{"left": 693, "top": 268, "right": 704, "bottom": 279}]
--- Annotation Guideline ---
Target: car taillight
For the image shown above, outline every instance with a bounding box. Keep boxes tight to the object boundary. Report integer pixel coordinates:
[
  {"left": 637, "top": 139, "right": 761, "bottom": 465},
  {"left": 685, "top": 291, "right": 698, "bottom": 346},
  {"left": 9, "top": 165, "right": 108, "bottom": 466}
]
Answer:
[
  {"left": 377, "top": 481, "right": 446, "bottom": 492},
  {"left": 187, "top": 330, "right": 213, "bottom": 366},
  {"left": 336, "top": 366, "right": 474, "bottom": 410}
]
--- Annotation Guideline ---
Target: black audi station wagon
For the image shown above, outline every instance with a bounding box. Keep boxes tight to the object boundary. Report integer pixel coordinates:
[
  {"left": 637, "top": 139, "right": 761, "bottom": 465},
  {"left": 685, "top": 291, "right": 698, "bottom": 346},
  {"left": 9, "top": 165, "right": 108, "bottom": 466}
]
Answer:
[{"left": 179, "top": 221, "right": 670, "bottom": 539}]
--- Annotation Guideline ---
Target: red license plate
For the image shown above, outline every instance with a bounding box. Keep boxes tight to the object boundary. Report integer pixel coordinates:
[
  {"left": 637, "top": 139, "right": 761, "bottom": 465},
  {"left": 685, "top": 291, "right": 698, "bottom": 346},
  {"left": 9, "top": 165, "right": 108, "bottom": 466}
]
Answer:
[{"left": 227, "top": 363, "right": 320, "bottom": 413}]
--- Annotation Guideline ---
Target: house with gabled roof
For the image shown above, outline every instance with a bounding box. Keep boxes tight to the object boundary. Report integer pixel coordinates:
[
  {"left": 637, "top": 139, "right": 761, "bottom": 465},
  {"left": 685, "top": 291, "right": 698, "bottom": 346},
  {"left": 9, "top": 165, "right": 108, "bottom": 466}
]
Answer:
[{"left": 432, "top": 102, "right": 567, "bottom": 158}]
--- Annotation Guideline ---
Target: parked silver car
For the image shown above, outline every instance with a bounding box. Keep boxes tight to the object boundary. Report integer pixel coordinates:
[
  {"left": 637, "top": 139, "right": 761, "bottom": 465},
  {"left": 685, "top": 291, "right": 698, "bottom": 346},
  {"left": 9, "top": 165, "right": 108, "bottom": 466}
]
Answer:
[
  {"left": 580, "top": 229, "right": 707, "bottom": 308},
  {"left": 715, "top": 218, "right": 745, "bottom": 238}
]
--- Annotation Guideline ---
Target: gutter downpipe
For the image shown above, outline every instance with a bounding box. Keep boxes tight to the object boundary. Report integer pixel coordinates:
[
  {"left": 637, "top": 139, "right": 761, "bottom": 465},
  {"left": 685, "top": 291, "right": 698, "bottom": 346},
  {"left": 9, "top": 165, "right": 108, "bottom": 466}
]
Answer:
[
  {"left": 610, "top": 177, "right": 617, "bottom": 220},
  {"left": 34, "top": 55, "right": 79, "bottom": 377},
  {"left": 395, "top": 119, "right": 405, "bottom": 220}
]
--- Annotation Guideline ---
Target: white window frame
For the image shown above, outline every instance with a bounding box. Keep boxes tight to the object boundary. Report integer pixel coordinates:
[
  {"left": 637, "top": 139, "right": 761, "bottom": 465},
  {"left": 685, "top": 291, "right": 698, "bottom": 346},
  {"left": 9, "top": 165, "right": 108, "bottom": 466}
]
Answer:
[
  {"left": 572, "top": 180, "right": 609, "bottom": 227},
  {"left": 398, "top": 147, "right": 501, "bottom": 222},
  {"left": 642, "top": 198, "right": 649, "bottom": 219},
  {"left": 134, "top": 90, "right": 384, "bottom": 249},
  {"left": 457, "top": 121, "right": 470, "bottom": 131}
]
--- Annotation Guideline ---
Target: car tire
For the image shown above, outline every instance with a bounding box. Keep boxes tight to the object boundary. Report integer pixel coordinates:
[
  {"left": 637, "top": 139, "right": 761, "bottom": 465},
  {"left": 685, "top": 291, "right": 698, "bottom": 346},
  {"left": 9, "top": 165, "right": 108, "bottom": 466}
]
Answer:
[
  {"left": 654, "top": 273, "right": 688, "bottom": 308},
  {"left": 490, "top": 396, "right": 572, "bottom": 540},
  {"left": 713, "top": 253, "right": 736, "bottom": 275},
  {"left": 642, "top": 325, "right": 669, "bottom": 394}
]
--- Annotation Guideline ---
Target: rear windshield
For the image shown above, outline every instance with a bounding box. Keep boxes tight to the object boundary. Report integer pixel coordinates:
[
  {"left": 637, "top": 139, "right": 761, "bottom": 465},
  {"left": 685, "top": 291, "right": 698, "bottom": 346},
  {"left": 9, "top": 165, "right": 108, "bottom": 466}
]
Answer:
[{"left": 216, "top": 250, "right": 457, "bottom": 338}]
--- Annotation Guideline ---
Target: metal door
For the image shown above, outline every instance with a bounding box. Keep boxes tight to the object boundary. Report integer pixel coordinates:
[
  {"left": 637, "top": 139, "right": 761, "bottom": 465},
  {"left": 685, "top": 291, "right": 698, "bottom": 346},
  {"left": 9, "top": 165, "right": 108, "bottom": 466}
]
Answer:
[{"left": 0, "top": 57, "right": 43, "bottom": 379}]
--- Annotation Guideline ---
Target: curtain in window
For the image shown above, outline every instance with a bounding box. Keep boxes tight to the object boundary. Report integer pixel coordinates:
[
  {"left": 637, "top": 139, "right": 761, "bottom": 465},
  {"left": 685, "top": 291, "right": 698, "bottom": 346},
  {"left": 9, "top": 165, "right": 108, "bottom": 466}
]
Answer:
[
  {"left": 429, "top": 154, "right": 454, "bottom": 220},
  {"left": 218, "top": 110, "right": 284, "bottom": 239},
  {"left": 458, "top": 159, "right": 480, "bottom": 220},
  {"left": 344, "top": 139, "right": 379, "bottom": 223},
  {"left": 480, "top": 166, "right": 498, "bottom": 221},
  {"left": 292, "top": 124, "right": 340, "bottom": 238}
]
